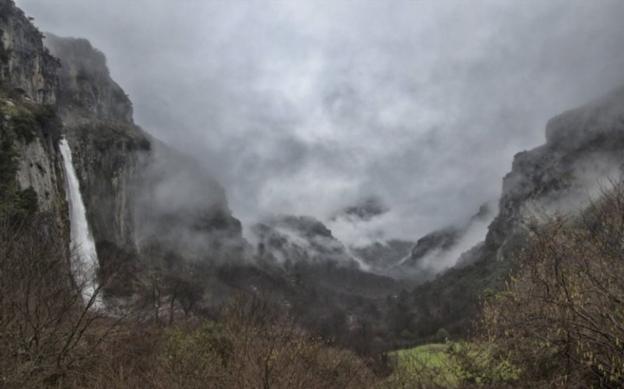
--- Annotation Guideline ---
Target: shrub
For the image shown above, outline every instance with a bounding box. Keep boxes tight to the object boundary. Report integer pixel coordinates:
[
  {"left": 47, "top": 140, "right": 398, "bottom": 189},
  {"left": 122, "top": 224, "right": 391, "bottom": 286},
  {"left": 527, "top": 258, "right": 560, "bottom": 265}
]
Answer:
[
  {"left": 154, "top": 296, "right": 374, "bottom": 389},
  {"left": 481, "top": 182, "right": 624, "bottom": 387},
  {"left": 435, "top": 328, "right": 450, "bottom": 343},
  {"left": 0, "top": 216, "right": 112, "bottom": 388}
]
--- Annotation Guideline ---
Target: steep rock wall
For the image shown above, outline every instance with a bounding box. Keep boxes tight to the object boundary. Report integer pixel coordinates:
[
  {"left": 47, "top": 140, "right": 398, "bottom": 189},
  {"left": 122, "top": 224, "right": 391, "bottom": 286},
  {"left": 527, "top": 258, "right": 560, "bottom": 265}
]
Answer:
[
  {"left": 486, "top": 86, "right": 624, "bottom": 259},
  {"left": 0, "top": 0, "right": 57, "bottom": 104},
  {"left": 1, "top": 0, "right": 245, "bottom": 273},
  {"left": 44, "top": 34, "right": 244, "bottom": 264},
  {"left": 44, "top": 35, "right": 147, "bottom": 253},
  {"left": 410, "top": 86, "right": 624, "bottom": 339},
  {"left": 0, "top": 0, "right": 65, "bottom": 226}
]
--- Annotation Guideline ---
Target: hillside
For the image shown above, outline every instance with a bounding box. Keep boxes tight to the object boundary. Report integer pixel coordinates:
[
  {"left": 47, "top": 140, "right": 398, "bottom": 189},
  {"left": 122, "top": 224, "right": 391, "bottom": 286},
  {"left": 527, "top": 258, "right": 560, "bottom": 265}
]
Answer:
[{"left": 405, "top": 85, "right": 624, "bottom": 340}]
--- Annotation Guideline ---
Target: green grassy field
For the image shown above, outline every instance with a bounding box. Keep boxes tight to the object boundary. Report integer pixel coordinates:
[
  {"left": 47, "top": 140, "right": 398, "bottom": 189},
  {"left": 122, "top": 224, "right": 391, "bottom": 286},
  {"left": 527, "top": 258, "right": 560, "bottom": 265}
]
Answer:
[
  {"left": 395, "top": 343, "right": 450, "bottom": 367},
  {"left": 384, "top": 342, "right": 519, "bottom": 388},
  {"left": 391, "top": 343, "right": 460, "bottom": 387}
]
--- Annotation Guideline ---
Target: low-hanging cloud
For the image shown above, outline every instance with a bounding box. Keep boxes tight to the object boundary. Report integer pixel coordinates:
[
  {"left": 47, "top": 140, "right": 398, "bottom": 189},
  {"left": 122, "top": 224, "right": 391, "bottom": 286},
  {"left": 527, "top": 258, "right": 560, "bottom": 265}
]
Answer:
[{"left": 17, "top": 0, "right": 624, "bottom": 244}]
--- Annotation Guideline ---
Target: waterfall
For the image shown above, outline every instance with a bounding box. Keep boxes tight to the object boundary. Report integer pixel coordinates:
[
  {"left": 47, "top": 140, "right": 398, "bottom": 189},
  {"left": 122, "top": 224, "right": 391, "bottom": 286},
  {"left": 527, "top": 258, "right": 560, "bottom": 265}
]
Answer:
[{"left": 59, "top": 138, "right": 102, "bottom": 308}]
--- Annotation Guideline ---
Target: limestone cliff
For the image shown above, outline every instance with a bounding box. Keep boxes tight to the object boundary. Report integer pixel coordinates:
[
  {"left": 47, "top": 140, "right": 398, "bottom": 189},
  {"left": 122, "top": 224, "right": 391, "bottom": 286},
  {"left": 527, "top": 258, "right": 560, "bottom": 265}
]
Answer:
[
  {"left": 409, "top": 86, "right": 624, "bottom": 338},
  {"left": 486, "top": 86, "right": 624, "bottom": 259},
  {"left": 44, "top": 34, "right": 245, "bottom": 264},
  {"left": 0, "top": 0, "right": 65, "bottom": 227},
  {"left": 0, "top": 0, "right": 57, "bottom": 104},
  {"left": 44, "top": 34, "right": 149, "bottom": 253},
  {"left": 0, "top": 0, "right": 244, "bottom": 277}
]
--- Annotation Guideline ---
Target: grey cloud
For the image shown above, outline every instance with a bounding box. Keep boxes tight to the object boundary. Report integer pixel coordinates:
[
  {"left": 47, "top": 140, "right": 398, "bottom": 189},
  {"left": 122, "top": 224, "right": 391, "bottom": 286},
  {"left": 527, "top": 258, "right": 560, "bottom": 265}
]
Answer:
[{"left": 17, "top": 0, "right": 624, "bottom": 244}]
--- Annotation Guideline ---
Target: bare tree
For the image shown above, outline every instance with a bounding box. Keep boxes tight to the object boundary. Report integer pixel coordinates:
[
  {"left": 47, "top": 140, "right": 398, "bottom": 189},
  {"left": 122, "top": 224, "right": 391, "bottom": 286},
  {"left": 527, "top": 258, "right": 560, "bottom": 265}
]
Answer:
[
  {"left": 481, "top": 182, "right": 624, "bottom": 387},
  {"left": 0, "top": 215, "right": 120, "bottom": 388}
]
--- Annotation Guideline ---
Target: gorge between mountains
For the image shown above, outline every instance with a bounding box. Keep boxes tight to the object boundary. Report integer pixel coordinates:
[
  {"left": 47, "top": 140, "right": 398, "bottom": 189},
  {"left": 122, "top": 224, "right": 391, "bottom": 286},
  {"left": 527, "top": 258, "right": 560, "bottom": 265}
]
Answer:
[{"left": 3, "top": 1, "right": 624, "bottom": 387}]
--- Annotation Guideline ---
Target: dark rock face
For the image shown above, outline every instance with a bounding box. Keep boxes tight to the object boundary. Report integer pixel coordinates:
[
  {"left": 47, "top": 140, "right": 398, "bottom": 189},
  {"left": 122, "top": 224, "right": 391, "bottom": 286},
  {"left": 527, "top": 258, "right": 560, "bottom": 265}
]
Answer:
[
  {"left": 0, "top": 0, "right": 58, "bottom": 104},
  {"left": 43, "top": 34, "right": 246, "bottom": 263},
  {"left": 0, "top": 0, "right": 65, "bottom": 230},
  {"left": 410, "top": 86, "right": 624, "bottom": 340},
  {"left": 406, "top": 227, "right": 460, "bottom": 265},
  {"left": 0, "top": 0, "right": 245, "bottom": 271},
  {"left": 486, "top": 86, "right": 624, "bottom": 261},
  {"left": 44, "top": 34, "right": 150, "bottom": 253},
  {"left": 45, "top": 34, "right": 133, "bottom": 123}
]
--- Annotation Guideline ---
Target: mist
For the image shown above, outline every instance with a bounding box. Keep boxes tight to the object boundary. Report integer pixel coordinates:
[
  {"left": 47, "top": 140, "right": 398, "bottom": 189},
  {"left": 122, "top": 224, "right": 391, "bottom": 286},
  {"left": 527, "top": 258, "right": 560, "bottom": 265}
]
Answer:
[{"left": 16, "top": 0, "right": 624, "bottom": 244}]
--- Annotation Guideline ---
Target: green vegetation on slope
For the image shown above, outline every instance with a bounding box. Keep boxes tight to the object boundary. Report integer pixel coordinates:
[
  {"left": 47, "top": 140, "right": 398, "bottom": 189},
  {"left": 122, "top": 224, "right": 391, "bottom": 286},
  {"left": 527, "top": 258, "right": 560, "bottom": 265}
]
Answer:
[
  {"left": 385, "top": 343, "right": 518, "bottom": 388},
  {"left": 391, "top": 344, "right": 460, "bottom": 387}
]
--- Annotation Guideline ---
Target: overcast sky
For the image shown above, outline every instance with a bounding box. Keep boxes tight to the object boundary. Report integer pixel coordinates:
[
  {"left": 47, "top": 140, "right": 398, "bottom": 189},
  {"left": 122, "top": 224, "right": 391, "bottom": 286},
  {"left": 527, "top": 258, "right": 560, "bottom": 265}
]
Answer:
[{"left": 17, "top": 0, "right": 624, "bottom": 244}]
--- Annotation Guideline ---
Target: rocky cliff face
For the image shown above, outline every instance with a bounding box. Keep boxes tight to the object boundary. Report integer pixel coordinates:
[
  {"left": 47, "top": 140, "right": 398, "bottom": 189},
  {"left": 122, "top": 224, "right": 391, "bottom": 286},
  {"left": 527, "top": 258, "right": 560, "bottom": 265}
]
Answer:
[
  {"left": 0, "top": 0, "right": 57, "bottom": 104},
  {"left": 0, "top": 0, "right": 65, "bottom": 227},
  {"left": 44, "top": 34, "right": 149, "bottom": 253},
  {"left": 45, "top": 35, "right": 132, "bottom": 123},
  {"left": 486, "top": 87, "right": 624, "bottom": 259},
  {"left": 11, "top": 104, "right": 64, "bottom": 214},
  {"left": 0, "top": 0, "right": 244, "bottom": 276},
  {"left": 408, "top": 86, "right": 624, "bottom": 339},
  {"left": 43, "top": 34, "right": 245, "bottom": 264}
]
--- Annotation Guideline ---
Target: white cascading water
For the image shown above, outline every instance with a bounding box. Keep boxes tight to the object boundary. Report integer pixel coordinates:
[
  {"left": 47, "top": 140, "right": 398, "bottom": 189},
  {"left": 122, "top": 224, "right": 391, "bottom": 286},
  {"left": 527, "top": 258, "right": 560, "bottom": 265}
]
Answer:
[{"left": 59, "top": 138, "right": 102, "bottom": 309}]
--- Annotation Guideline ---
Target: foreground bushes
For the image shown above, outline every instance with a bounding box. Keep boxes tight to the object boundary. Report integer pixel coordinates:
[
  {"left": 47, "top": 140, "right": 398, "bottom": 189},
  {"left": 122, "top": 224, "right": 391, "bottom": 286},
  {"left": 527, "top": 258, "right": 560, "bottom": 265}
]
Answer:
[
  {"left": 0, "top": 218, "right": 375, "bottom": 388},
  {"left": 5, "top": 183, "right": 624, "bottom": 387},
  {"left": 480, "top": 184, "right": 624, "bottom": 388},
  {"left": 66, "top": 301, "right": 374, "bottom": 389},
  {"left": 156, "top": 299, "right": 373, "bottom": 388},
  {"left": 384, "top": 184, "right": 624, "bottom": 388},
  {"left": 0, "top": 217, "right": 115, "bottom": 388}
]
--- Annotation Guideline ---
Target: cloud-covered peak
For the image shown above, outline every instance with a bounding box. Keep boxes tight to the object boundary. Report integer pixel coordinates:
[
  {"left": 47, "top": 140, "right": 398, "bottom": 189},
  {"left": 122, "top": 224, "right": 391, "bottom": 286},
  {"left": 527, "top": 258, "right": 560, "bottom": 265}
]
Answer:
[{"left": 19, "top": 0, "right": 624, "bottom": 244}]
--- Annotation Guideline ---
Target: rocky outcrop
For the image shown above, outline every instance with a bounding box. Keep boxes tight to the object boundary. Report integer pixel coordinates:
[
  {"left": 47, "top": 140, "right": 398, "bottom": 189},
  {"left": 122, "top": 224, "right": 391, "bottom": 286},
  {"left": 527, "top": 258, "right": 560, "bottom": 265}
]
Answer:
[
  {"left": 0, "top": 0, "right": 244, "bottom": 277},
  {"left": 0, "top": 95, "right": 65, "bottom": 221},
  {"left": 0, "top": 0, "right": 65, "bottom": 229},
  {"left": 0, "top": 0, "right": 58, "bottom": 104},
  {"left": 45, "top": 34, "right": 132, "bottom": 123},
  {"left": 486, "top": 86, "right": 624, "bottom": 261},
  {"left": 404, "top": 228, "right": 460, "bottom": 266},
  {"left": 409, "top": 86, "right": 624, "bottom": 339},
  {"left": 14, "top": 121, "right": 64, "bottom": 213},
  {"left": 42, "top": 34, "right": 246, "bottom": 264},
  {"left": 42, "top": 35, "right": 149, "bottom": 253}
]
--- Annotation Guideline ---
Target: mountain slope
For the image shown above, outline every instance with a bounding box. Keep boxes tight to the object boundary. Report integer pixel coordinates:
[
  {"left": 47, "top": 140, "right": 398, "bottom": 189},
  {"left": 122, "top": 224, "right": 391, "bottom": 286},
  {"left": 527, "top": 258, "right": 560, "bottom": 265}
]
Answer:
[
  {"left": 0, "top": 0, "right": 66, "bottom": 239},
  {"left": 0, "top": 0, "right": 245, "bottom": 297},
  {"left": 407, "top": 86, "right": 624, "bottom": 339},
  {"left": 43, "top": 34, "right": 245, "bottom": 266}
]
